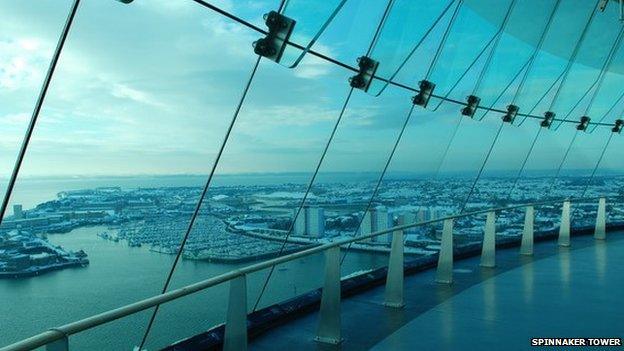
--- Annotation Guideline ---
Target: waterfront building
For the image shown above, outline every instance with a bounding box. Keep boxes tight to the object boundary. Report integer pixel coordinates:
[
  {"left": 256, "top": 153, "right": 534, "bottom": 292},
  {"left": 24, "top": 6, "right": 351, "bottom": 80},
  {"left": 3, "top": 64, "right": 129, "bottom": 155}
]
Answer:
[
  {"left": 292, "top": 208, "right": 306, "bottom": 236},
  {"left": 306, "top": 207, "right": 325, "bottom": 238},
  {"left": 358, "top": 210, "right": 373, "bottom": 242},
  {"left": 398, "top": 211, "right": 417, "bottom": 233},
  {"left": 371, "top": 207, "right": 393, "bottom": 243},
  {"left": 13, "top": 205, "right": 23, "bottom": 220},
  {"left": 292, "top": 206, "right": 325, "bottom": 237}
]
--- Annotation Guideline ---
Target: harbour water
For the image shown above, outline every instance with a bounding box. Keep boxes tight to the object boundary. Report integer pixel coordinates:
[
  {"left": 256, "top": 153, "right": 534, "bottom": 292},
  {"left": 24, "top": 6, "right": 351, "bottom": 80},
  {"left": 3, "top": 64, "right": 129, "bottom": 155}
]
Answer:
[{"left": 0, "top": 174, "right": 389, "bottom": 350}]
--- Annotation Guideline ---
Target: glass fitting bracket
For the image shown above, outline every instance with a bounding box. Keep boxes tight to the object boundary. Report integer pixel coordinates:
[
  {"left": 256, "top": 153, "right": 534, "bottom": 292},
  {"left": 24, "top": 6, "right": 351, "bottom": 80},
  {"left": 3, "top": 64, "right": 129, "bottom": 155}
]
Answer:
[
  {"left": 461, "top": 95, "right": 480, "bottom": 118},
  {"left": 612, "top": 119, "right": 623, "bottom": 133},
  {"left": 349, "top": 56, "right": 379, "bottom": 92},
  {"left": 412, "top": 80, "right": 435, "bottom": 108},
  {"left": 577, "top": 116, "right": 591, "bottom": 131},
  {"left": 542, "top": 111, "right": 555, "bottom": 129},
  {"left": 502, "top": 104, "right": 519, "bottom": 123},
  {"left": 253, "top": 11, "right": 296, "bottom": 63}
]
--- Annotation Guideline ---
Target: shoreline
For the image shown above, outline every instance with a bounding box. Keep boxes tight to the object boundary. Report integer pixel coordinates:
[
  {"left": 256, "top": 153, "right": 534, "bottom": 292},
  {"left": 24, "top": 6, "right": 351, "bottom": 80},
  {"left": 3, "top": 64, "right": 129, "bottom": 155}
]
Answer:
[{"left": 0, "top": 259, "right": 89, "bottom": 279}]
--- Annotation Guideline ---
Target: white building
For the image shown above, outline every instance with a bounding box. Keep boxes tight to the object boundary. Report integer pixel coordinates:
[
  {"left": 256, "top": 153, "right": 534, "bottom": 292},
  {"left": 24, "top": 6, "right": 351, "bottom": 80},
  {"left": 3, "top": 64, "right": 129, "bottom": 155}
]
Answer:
[
  {"left": 292, "top": 206, "right": 325, "bottom": 237},
  {"left": 292, "top": 208, "right": 306, "bottom": 236},
  {"left": 371, "top": 207, "right": 393, "bottom": 243},
  {"left": 358, "top": 210, "right": 373, "bottom": 242},
  {"left": 306, "top": 207, "right": 325, "bottom": 238},
  {"left": 13, "top": 204, "right": 23, "bottom": 220}
]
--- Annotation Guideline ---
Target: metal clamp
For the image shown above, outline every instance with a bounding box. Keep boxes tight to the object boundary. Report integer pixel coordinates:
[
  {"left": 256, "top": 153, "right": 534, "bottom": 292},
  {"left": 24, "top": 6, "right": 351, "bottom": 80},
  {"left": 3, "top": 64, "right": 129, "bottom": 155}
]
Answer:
[
  {"left": 253, "top": 11, "right": 296, "bottom": 63},
  {"left": 462, "top": 95, "right": 480, "bottom": 117},
  {"left": 541, "top": 111, "right": 555, "bottom": 128},
  {"left": 413, "top": 80, "right": 436, "bottom": 108},
  {"left": 502, "top": 104, "right": 519, "bottom": 123},
  {"left": 349, "top": 56, "right": 379, "bottom": 92},
  {"left": 612, "top": 119, "right": 623, "bottom": 133},
  {"left": 577, "top": 116, "right": 591, "bottom": 131}
]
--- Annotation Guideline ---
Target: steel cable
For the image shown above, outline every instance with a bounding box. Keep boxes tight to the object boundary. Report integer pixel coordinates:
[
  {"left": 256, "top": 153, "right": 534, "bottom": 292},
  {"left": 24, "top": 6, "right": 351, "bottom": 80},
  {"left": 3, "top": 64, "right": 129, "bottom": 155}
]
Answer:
[
  {"left": 251, "top": 0, "right": 397, "bottom": 312},
  {"left": 0, "top": 0, "right": 81, "bottom": 226}
]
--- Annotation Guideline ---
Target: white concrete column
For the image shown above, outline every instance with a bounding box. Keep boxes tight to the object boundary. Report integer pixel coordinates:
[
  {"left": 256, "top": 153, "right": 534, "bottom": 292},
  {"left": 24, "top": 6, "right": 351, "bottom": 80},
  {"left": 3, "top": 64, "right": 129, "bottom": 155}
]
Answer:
[
  {"left": 436, "top": 219, "right": 454, "bottom": 284},
  {"left": 594, "top": 197, "right": 606, "bottom": 240},
  {"left": 384, "top": 230, "right": 405, "bottom": 308},
  {"left": 558, "top": 200, "right": 571, "bottom": 247},
  {"left": 315, "top": 246, "right": 342, "bottom": 344},
  {"left": 480, "top": 211, "right": 496, "bottom": 268},
  {"left": 520, "top": 206, "right": 534, "bottom": 256},
  {"left": 224, "top": 275, "right": 248, "bottom": 351}
]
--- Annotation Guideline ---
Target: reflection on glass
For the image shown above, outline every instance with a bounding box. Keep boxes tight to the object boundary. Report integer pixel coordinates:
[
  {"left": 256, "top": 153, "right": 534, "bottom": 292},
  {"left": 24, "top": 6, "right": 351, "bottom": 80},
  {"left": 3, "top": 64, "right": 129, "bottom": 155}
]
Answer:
[
  {"left": 0, "top": 0, "right": 73, "bottom": 217},
  {"left": 278, "top": 0, "right": 347, "bottom": 68}
]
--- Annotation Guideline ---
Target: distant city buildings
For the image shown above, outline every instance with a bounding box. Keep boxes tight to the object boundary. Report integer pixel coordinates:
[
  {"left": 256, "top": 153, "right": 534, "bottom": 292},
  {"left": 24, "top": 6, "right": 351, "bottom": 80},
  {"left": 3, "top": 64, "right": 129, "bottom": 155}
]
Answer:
[
  {"left": 13, "top": 205, "right": 23, "bottom": 220},
  {"left": 1, "top": 175, "right": 622, "bottom": 279},
  {"left": 359, "top": 206, "right": 393, "bottom": 243},
  {"left": 0, "top": 229, "right": 88, "bottom": 278},
  {"left": 292, "top": 206, "right": 325, "bottom": 238}
]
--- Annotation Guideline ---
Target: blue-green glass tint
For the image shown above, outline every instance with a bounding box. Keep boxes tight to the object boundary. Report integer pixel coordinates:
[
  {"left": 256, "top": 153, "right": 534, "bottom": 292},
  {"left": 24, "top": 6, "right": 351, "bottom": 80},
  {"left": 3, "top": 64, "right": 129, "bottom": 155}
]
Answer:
[
  {"left": 422, "top": 0, "right": 515, "bottom": 110},
  {"left": 365, "top": 0, "right": 455, "bottom": 96},
  {"left": 276, "top": 0, "right": 347, "bottom": 68},
  {"left": 0, "top": 0, "right": 73, "bottom": 222},
  {"left": 549, "top": 2, "right": 621, "bottom": 130},
  {"left": 471, "top": 0, "right": 560, "bottom": 122}
]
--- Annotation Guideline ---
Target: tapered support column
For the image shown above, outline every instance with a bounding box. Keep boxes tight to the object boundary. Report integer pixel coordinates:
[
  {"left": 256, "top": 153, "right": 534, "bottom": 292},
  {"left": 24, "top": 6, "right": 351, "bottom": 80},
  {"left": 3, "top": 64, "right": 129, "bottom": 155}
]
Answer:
[
  {"left": 436, "top": 219, "right": 454, "bottom": 284},
  {"left": 46, "top": 334, "right": 68, "bottom": 351},
  {"left": 315, "top": 246, "right": 342, "bottom": 345},
  {"left": 480, "top": 211, "right": 496, "bottom": 268},
  {"left": 594, "top": 197, "right": 606, "bottom": 240},
  {"left": 224, "top": 275, "right": 247, "bottom": 351},
  {"left": 384, "top": 230, "right": 404, "bottom": 308},
  {"left": 520, "top": 206, "right": 534, "bottom": 256},
  {"left": 558, "top": 201, "right": 571, "bottom": 247}
]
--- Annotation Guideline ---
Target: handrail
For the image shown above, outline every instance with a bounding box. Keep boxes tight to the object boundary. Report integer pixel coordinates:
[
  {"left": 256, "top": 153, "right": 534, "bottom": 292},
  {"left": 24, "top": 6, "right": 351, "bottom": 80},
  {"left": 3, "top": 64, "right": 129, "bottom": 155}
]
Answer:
[{"left": 1, "top": 195, "right": 618, "bottom": 351}]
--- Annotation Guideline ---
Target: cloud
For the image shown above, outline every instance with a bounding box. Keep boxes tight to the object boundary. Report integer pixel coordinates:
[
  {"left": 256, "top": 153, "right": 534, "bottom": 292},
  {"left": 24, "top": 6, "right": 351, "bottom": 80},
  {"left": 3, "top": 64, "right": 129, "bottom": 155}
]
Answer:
[
  {"left": 110, "top": 83, "right": 169, "bottom": 109},
  {"left": 0, "top": 112, "right": 29, "bottom": 126},
  {"left": 0, "top": 37, "right": 51, "bottom": 90}
]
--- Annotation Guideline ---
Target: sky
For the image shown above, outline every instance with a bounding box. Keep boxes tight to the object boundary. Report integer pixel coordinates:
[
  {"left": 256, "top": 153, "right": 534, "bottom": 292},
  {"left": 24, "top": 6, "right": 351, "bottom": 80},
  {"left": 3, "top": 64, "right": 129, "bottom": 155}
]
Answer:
[{"left": 1, "top": 0, "right": 624, "bottom": 180}]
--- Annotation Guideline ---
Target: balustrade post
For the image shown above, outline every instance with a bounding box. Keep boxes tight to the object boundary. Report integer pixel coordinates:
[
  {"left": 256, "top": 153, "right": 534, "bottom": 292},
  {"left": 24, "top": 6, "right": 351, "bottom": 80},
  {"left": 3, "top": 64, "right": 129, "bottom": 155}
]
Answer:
[
  {"left": 558, "top": 200, "right": 571, "bottom": 247},
  {"left": 594, "top": 197, "right": 606, "bottom": 240},
  {"left": 520, "top": 206, "right": 534, "bottom": 255},
  {"left": 315, "top": 246, "right": 342, "bottom": 344},
  {"left": 436, "top": 219, "right": 454, "bottom": 284},
  {"left": 224, "top": 275, "right": 248, "bottom": 351},
  {"left": 384, "top": 230, "right": 405, "bottom": 308},
  {"left": 480, "top": 211, "right": 496, "bottom": 268}
]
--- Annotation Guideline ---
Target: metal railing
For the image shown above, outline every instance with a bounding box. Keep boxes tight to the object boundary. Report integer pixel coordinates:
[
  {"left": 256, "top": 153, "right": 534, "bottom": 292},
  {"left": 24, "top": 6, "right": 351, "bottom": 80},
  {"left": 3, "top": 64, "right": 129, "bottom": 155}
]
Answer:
[{"left": 0, "top": 195, "right": 615, "bottom": 351}]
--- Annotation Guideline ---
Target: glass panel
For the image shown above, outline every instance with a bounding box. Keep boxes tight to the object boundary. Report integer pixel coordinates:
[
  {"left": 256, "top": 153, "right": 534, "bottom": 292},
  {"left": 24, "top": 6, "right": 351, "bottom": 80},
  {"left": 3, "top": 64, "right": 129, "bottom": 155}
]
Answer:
[
  {"left": 513, "top": 0, "right": 597, "bottom": 123},
  {"left": 584, "top": 40, "right": 624, "bottom": 127},
  {"left": 554, "top": 127, "right": 611, "bottom": 227},
  {"left": 340, "top": 98, "right": 470, "bottom": 262},
  {"left": 469, "top": 120, "right": 543, "bottom": 206},
  {"left": 470, "top": 0, "right": 560, "bottom": 120},
  {"left": 510, "top": 122, "right": 578, "bottom": 233},
  {"left": 365, "top": 0, "right": 455, "bottom": 96},
  {"left": 422, "top": 0, "right": 515, "bottom": 110},
  {"left": 140, "top": 0, "right": 389, "bottom": 341},
  {"left": 0, "top": 0, "right": 73, "bottom": 220},
  {"left": 0, "top": 0, "right": 269, "bottom": 349},
  {"left": 278, "top": 0, "right": 348, "bottom": 68},
  {"left": 592, "top": 131, "right": 624, "bottom": 225},
  {"left": 259, "top": 82, "right": 417, "bottom": 305},
  {"left": 545, "top": 2, "right": 620, "bottom": 129},
  {"left": 301, "top": 0, "right": 396, "bottom": 66}
]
